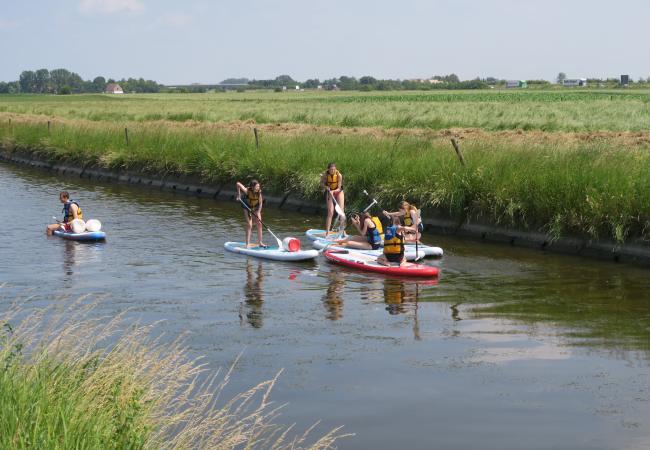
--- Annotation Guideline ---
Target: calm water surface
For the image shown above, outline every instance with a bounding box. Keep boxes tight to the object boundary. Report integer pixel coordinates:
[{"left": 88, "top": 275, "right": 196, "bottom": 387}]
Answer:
[{"left": 1, "top": 162, "right": 649, "bottom": 450}]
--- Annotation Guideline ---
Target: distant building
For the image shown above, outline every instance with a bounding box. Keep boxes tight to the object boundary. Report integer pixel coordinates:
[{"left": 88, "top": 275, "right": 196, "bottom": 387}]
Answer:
[
  {"left": 505, "top": 80, "right": 528, "bottom": 89},
  {"left": 620, "top": 75, "right": 630, "bottom": 86},
  {"left": 562, "top": 78, "right": 587, "bottom": 87},
  {"left": 104, "top": 83, "right": 124, "bottom": 94}
]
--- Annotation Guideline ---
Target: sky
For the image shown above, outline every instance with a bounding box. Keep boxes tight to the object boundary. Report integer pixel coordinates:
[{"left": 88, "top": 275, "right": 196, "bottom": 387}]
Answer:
[{"left": 1, "top": 0, "right": 648, "bottom": 84}]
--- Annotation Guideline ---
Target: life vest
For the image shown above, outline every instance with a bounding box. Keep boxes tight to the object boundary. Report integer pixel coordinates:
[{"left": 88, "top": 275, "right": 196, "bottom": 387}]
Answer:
[
  {"left": 371, "top": 216, "right": 384, "bottom": 239},
  {"left": 366, "top": 221, "right": 382, "bottom": 246},
  {"left": 326, "top": 171, "right": 340, "bottom": 190},
  {"left": 402, "top": 207, "right": 424, "bottom": 231},
  {"left": 246, "top": 190, "right": 261, "bottom": 210},
  {"left": 383, "top": 225, "right": 404, "bottom": 256},
  {"left": 62, "top": 200, "right": 82, "bottom": 223}
]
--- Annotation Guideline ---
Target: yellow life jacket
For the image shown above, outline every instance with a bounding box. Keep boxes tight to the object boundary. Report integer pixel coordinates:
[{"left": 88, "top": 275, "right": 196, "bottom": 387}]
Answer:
[
  {"left": 247, "top": 190, "right": 261, "bottom": 209},
  {"left": 62, "top": 201, "right": 83, "bottom": 223},
  {"left": 383, "top": 229, "right": 404, "bottom": 256},
  {"left": 326, "top": 171, "right": 340, "bottom": 190},
  {"left": 402, "top": 207, "right": 418, "bottom": 227},
  {"left": 371, "top": 216, "right": 384, "bottom": 240}
]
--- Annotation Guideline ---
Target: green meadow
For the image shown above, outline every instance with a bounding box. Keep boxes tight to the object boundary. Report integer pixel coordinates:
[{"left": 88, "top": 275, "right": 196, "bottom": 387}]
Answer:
[{"left": 1, "top": 90, "right": 650, "bottom": 244}]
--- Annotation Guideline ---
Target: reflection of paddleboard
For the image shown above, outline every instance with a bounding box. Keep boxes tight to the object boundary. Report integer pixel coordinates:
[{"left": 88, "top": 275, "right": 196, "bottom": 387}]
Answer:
[
  {"left": 53, "top": 230, "right": 106, "bottom": 242},
  {"left": 323, "top": 249, "right": 439, "bottom": 278},
  {"left": 311, "top": 238, "right": 426, "bottom": 261},
  {"left": 306, "top": 229, "right": 444, "bottom": 257},
  {"left": 224, "top": 242, "right": 318, "bottom": 261}
]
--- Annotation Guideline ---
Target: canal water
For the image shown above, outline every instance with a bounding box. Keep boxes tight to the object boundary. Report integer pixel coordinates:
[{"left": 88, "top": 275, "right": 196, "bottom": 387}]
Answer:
[{"left": 1, "top": 162, "right": 649, "bottom": 450}]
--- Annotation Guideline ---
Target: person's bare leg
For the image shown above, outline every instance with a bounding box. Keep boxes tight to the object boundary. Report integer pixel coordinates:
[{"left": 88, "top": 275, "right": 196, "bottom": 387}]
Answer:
[
  {"left": 46, "top": 223, "right": 60, "bottom": 235},
  {"left": 345, "top": 240, "right": 372, "bottom": 250},
  {"left": 335, "top": 191, "right": 346, "bottom": 231},
  {"left": 256, "top": 211, "right": 265, "bottom": 246},
  {"left": 325, "top": 197, "right": 334, "bottom": 235},
  {"left": 377, "top": 255, "right": 389, "bottom": 266},
  {"left": 244, "top": 211, "right": 253, "bottom": 246}
]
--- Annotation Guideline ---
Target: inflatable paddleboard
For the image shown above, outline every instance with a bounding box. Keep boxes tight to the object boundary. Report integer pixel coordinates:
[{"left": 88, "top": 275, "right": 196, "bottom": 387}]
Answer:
[
  {"left": 306, "top": 229, "right": 443, "bottom": 257},
  {"left": 323, "top": 249, "right": 439, "bottom": 278},
  {"left": 53, "top": 230, "right": 106, "bottom": 242},
  {"left": 224, "top": 242, "right": 318, "bottom": 261},
  {"left": 311, "top": 238, "right": 427, "bottom": 261}
]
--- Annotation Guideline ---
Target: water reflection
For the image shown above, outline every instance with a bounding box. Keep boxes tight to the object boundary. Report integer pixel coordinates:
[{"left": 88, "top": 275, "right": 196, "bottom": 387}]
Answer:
[
  {"left": 242, "top": 260, "right": 264, "bottom": 328},
  {"left": 323, "top": 270, "right": 345, "bottom": 321}
]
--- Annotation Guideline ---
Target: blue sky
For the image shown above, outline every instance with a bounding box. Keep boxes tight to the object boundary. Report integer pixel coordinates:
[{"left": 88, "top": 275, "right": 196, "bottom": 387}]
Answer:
[{"left": 1, "top": 0, "right": 648, "bottom": 84}]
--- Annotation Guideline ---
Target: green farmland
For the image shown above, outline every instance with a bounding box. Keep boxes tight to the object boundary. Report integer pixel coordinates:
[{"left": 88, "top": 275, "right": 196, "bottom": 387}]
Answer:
[{"left": 1, "top": 90, "right": 650, "bottom": 245}]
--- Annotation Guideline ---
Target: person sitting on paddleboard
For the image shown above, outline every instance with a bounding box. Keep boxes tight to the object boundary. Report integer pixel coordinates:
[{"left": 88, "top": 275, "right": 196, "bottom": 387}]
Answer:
[
  {"left": 46, "top": 191, "right": 83, "bottom": 235},
  {"left": 335, "top": 212, "right": 382, "bottom": 250},
  {"left": 320, "top": 162, "right": 345, "bottom": 236},
  {"left": 236, "top": 180, "right": 266, "bottom": 248},
  {"left": 377, "top": 221, "right": 406, "bottom": 267},
  {"left": 383, "top": 201, "right": 423, "bottom": 243}
]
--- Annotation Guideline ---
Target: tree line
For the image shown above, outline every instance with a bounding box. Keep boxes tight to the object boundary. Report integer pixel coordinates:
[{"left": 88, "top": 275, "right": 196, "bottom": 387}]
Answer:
[
  {"left": 0, "top": 68, "right": 161, "bottom": 94},
  {"left": 245, "top": 74, "right": 488, "bottom": 91}
]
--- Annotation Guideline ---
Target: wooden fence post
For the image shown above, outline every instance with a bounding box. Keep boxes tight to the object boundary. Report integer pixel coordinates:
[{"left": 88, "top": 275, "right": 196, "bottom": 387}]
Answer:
[
  {"left": 253, "top": 127, "right": 259, "bottom": 149},
  {"left": 450, "top": 138, "right": 466, "bottom": 166},
  {"left": 47, "top": 121, "right": 51, "bottom": 134},
  {"left": 125, "top": 127, "right": 129, "bottom": 146}
]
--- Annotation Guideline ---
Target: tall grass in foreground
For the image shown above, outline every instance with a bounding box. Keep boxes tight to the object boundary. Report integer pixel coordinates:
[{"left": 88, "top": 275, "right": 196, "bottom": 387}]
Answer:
[
  {"left": 0, "top": 296, "right": 346, "bottom": 449},
  {"left": 1, "top": 116, "right": 650, "bottom": 243}
]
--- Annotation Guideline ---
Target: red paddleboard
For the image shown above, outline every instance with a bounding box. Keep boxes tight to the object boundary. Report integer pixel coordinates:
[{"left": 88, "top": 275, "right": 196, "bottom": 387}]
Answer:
[{"left": 323, "top": 249, "right": 439, "bottom": 278}]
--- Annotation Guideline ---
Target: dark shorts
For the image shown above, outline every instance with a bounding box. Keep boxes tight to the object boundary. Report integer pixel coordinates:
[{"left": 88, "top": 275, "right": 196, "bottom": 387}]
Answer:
[
  {"left": 369, "top": 242, "right": 381, "bottom": 250},
  {"left": 385, "top": 253, "right": 403, "bottom": 263},
  {"left": 61, "top": 223, "right": 72, "bottom": 232}
]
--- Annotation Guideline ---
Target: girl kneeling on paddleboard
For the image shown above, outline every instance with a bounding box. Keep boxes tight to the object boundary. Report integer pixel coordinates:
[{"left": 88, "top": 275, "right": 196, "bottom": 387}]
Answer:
[
  {"left": 236, "top": 180, "right": 266, "bottom": 248},
  {"left": 320, "top": 162, "right": 345, "bottom": 236},
  {"left": 335, "top": 212, "right": 382, "bottom": 250},
  {"left": 383, "top": 201, "right": 423, "bottom": 243},
  {"left": 377, "top": 221, "right": 406, "bottom": 267}
]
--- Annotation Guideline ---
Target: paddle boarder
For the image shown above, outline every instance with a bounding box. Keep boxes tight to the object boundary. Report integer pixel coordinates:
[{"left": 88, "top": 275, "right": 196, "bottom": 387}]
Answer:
[
  {"left": 236, "top": 180, "right": 266, "bottom": 248},
  {"left": 383, "top": 201, "right": 423, "bottom": 243},
  {"left": 320, "top": 162, "right": 345, "bottom": 236},
  {"left": 46, "top": 191, "right": 83, "bottom": 235}
]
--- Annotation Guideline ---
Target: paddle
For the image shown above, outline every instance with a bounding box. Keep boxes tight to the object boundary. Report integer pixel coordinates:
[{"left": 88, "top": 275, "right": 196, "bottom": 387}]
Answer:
[
  {"left": 238, "top": 198, "right": 284, "bottom": 250},
  {"left": 329, "top": 189, "right": 345, "bottom": 219}
]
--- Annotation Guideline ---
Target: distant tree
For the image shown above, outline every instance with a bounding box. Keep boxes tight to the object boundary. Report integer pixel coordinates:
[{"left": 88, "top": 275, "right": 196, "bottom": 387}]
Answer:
[
  {"left": 19, "top": 71, "right": 36, "bottom": 93},
  {"left": 275, "top": 75, "right": 296, "bottom": 85},
  {"left": 338, "top": 76, "right": 358, "bottom": 90},
  {"left": 35, "top": 68, "right": 50, "bottom": 93},
  {"left": 359, "top": 76, "right": 377, "bottom": 85},
  {"left": 58, "top": 85, "right": 71, "bottom": 95},
  {"left": 92, "top": 76, "right": 106, "bottom": 92},
  {"left": 0, "top": 82, "right": 8, "bottom": 94},
  {"left": 220, "top": 77, "right": 249, "bottom": 84},
  {"left": 302, "top": 78, "right": 320, "bottom": 89},
  {"left": 556, "top": 72, "right": 567, "bottom": 83}
]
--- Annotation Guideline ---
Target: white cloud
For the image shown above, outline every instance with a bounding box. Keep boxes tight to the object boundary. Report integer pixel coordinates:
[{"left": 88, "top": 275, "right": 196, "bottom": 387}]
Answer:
[{"left": 79, "top": 0, "right": 145, "bottom": 15}]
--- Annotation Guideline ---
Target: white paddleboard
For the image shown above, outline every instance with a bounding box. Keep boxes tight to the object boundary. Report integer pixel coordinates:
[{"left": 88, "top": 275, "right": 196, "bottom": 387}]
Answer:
[{"left": 224, "top": 242, "right": 318, "bottom": 261}]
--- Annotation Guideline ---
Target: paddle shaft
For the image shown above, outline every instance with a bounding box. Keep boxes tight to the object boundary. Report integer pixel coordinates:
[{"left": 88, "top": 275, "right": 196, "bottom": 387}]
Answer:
[{"left": 238, "top": 198, "right": 283, "bottom": 248}]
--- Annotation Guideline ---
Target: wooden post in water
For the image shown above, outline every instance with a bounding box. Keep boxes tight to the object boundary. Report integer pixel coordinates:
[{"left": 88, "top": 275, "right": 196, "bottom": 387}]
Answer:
[
  {"left": 125, "top": 127, "right": 129, "bottom": 146},
  {"left": 450, "top": 138, "right": 466, "bottom": 166},
  {"left": 253, "top": 127, "right": 259, "bottom": 149}
]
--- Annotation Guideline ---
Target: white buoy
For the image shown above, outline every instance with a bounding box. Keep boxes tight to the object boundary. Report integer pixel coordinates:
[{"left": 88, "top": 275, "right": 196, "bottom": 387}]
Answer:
[
  {"left": 70, "top": 219, "right": 86, "bottom": 234},
  {"left": 85, "top": 219, "right": 102, "bottom": 232}
]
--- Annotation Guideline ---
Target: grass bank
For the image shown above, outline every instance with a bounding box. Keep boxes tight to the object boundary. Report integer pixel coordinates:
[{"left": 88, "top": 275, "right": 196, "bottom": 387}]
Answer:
[
  {"left": 2, "top": 113, "right": 650, "bottom": 244},
  {"left": 0, "top": 297, "right": 345, "bottom": 449}
]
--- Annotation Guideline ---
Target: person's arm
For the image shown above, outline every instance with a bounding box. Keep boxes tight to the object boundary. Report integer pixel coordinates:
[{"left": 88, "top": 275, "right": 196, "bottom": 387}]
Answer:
[
  {"left": 70, "top": 204, "right": 80, "bottom": 220},
  {"left": 351, "top": 215, "right": 363, "bottom": 233},
  {"left": 382, "top": 210, "right": 400, "bottom": 218},
  {"left": 258, "top": 193, "right": 264, "bottom": 210},
  {"left": 320, "top": 173, "right": 329, "bottom": 191},
  {"left": 236, "top": 182, "right": 247, "bottom": 200}
]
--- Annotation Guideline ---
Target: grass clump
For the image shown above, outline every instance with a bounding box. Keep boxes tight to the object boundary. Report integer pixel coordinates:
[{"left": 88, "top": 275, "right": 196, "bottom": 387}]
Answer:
[{"left": 0, "top": 296, "right": 347, "bottom": 449}]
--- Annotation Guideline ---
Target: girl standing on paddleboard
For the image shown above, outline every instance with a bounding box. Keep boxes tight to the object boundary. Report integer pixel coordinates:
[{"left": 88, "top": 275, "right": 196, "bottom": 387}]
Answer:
[
  {"left": 320, "top": 162, "right": 345, "bottom": 236},
  {"left": 236, "top": 180, "right": 266, "bottom": 248}
]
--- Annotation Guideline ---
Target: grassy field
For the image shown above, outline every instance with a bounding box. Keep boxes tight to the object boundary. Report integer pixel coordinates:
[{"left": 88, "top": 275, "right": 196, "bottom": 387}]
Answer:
[
  {"left": 1, "top": 90, "right": 650, "bottom": 244},
  {"left": 1, "top": 89, "right": 650, "bottom": 132}
]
